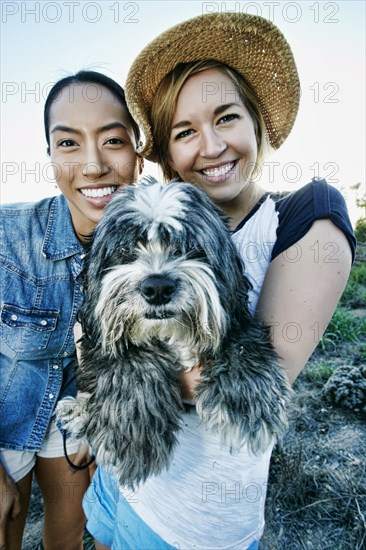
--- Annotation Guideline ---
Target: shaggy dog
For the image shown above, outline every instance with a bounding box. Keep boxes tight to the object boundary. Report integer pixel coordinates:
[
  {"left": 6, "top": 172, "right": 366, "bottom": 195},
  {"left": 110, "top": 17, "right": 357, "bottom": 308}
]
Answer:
[{"left": 57, "top": 177, "right": 292, "bottom": 488}]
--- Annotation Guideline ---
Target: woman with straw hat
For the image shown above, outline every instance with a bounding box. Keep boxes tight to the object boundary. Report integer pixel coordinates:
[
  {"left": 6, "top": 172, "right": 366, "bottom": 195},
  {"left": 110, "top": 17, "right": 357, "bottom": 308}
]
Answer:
[{"left": 84, "top": 12, "right": 355, "bottom": 550}]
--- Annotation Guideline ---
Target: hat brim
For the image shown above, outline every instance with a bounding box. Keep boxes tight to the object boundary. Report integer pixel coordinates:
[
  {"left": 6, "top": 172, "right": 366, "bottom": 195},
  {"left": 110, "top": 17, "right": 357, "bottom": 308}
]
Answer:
[{"left": 125, "top": 12, "right": 300, "bottom": 161}]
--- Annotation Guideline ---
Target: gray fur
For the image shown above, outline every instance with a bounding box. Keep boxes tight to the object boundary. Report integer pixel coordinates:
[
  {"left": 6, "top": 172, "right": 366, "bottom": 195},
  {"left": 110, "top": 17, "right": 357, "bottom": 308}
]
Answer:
[{"left": 57, "top": 177, "right": 292, "bottom": 489}]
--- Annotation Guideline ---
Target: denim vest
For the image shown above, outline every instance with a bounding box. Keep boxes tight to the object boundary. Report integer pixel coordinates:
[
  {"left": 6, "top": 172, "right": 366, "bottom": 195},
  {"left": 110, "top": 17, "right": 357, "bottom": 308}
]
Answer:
[{"left": 0, "top": 195, "right": 85, "bottom": 451}]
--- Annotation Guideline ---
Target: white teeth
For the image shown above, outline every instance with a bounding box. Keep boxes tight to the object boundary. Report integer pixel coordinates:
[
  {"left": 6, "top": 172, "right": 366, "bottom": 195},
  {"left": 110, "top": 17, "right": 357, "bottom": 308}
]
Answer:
[
  {"left": 80, "top": 186, "right": 116, "bottom": 198},
  {"left": 202, "top": 162, "right": 235, "bottom": 177}
]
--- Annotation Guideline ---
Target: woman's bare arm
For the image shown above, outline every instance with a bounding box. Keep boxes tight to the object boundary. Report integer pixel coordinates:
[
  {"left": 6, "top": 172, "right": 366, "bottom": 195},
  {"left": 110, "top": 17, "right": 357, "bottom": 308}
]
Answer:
[{"left": 256, "top": 219, "right": 352, "bottom": 383}]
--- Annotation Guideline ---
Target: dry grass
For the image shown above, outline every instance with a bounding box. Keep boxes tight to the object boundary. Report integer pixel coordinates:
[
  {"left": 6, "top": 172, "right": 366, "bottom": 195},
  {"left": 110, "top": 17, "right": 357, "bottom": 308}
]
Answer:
[{"left": 261, "top": 341, "right": 366, "bottom": 550}]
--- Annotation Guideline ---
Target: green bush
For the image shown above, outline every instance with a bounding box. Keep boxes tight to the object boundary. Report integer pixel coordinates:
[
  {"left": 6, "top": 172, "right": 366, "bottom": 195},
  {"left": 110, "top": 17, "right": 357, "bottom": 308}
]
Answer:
[
  {"left": 303, "top": 361, "right": 337, "bottom": 382},
  {"left": 322, "top": 364, "right": 366, "bottom": 414},
  {"left": 354, "top": 217, "right": 366, "bottom": 243},
  {"left": 319, "top": 308, "right": 365, "bottom": 350},
  {"left": 349, "top": 262, "right": 366, "bottom": 285},
  {"left": 340, "top": 278, "right": 366, "bottom": 308},
  {"left": 340, "top": 263, "right": 366, "bottom": 308}
]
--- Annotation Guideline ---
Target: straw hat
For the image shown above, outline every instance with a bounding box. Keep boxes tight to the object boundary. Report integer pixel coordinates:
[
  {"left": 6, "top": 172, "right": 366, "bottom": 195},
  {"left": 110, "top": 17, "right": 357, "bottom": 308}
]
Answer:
[{"left": 125, "top": 12, "right": 300, "bottom": 161}]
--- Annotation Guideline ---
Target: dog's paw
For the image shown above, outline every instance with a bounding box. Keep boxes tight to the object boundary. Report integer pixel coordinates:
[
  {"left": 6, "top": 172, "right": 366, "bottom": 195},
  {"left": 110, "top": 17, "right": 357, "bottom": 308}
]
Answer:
[
  {"left": 196, "top": 384, "right": 285, "bottom": 454},
  {"left": 55, "top": 394, "right": 90, "bottom": 438}
]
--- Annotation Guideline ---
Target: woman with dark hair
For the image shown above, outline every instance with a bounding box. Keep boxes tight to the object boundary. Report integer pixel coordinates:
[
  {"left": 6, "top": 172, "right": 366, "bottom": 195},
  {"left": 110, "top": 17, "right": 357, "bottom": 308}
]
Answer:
[{"left": 0, "top": 70, "right": 142, "bottom": 550}]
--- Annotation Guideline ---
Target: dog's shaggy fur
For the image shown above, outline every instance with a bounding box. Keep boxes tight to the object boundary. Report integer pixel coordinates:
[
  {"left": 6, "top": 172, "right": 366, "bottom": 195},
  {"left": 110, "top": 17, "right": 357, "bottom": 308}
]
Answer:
[{"left": 57, "top": 177, "right": 292, "bottom": 488}]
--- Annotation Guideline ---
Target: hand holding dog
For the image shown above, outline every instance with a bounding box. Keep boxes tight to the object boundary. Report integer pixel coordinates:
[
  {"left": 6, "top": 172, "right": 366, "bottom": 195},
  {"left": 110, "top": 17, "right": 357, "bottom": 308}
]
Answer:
[
  {"left": 178, "top": 366, "right": 201, "bottom": 402},
  {"left": 67, "top": 443, "right": 96, "bottom": 478}
]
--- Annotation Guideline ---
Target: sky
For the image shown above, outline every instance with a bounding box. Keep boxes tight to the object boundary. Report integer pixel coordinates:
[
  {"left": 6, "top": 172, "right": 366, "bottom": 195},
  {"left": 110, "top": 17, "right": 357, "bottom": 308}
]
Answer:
[{"left": 1, "top": 0, "right": 365, "bottom": 224}]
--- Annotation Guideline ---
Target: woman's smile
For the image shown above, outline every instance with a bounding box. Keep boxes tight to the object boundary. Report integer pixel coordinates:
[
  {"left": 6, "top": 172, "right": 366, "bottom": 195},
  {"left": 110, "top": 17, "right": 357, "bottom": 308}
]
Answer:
[{"left": 200, "top": 160, "right": 237, "bottom": 182}]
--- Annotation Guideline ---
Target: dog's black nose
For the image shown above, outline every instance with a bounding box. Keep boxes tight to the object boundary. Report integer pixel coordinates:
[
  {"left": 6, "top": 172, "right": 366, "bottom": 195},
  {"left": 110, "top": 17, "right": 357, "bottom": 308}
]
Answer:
[{"left": 141, "top": 275, "right": 176, "bottom": 305}]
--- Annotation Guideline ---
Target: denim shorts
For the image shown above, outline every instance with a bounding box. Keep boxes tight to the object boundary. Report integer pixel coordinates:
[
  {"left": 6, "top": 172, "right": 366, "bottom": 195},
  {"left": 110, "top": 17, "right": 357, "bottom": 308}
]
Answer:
[{"left": 84, "top": 466, "right": 259, "bottom": 550}]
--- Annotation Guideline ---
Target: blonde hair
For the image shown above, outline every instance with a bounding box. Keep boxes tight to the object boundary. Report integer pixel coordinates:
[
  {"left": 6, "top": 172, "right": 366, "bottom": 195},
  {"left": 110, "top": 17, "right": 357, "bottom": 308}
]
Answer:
[{"left": 150, "top": 60, "right": 271, "bottom": 181}]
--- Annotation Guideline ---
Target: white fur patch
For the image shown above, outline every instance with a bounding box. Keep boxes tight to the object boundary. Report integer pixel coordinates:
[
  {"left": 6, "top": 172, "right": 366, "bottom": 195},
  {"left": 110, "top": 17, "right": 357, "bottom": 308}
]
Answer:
[
  {"left": 130, "top": 183, "right": 188, "bottom": 240},
  {"left": 56, "top": 395, "right": 90, "bottom": 438}
]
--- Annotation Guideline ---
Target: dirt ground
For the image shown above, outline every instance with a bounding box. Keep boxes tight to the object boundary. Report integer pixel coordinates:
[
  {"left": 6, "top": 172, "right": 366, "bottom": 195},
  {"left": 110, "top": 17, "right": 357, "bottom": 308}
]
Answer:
[
  {"left": 261, "top": 336, "right": 366, "bottom": 550},
  {"left": 23, "top": 481, "right": 43, "bottom": 549}
]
